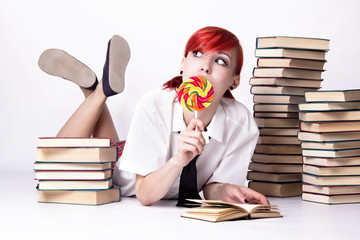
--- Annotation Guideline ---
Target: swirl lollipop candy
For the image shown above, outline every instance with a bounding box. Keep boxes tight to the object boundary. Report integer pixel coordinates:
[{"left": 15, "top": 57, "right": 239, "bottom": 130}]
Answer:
[{"left": 177, "top": 76, "right": 214, "bottom": 116}]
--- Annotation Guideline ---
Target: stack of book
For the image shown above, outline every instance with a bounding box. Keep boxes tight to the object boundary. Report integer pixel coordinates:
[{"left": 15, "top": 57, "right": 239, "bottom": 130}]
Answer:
[
  {"left": 298, "top": 90, "right": 360, "bottom": 204},
  {"left": 247, "top": 36, "right": 330, "bottom": 197},
  {"left": 34, "top": 137, "right": 122, "bottom": 205}
]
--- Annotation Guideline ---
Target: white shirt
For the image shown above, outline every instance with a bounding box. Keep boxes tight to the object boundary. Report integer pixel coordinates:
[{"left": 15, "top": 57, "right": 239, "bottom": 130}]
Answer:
[{"left": 113, "top": 89, "right": 259, "bottom": 198}]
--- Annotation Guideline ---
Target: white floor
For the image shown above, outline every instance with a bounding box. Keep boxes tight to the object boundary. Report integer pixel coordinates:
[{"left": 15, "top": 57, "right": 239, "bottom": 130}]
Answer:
[{"left": 1, "top": 170, "right": 359, "bottom": 240}]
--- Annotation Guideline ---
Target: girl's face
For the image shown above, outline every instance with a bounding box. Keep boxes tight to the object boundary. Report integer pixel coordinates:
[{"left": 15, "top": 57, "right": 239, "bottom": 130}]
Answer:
[{"left": 181, "top": 47, "right": 240, "bottom": 103}]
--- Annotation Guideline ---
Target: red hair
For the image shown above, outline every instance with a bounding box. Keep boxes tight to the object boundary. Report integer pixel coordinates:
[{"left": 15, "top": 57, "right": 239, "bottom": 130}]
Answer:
[{"left": 163, "top": 26, "right": 243, "bottom": 100}]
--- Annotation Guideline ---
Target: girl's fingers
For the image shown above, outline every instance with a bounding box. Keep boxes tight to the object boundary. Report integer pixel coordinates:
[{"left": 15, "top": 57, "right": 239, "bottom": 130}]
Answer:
[{"left": 187, "top": 117, "right": 206, "bottom": 132}]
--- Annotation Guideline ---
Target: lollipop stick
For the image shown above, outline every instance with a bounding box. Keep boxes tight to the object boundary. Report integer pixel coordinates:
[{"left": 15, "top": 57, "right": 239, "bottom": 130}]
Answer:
[{"left": 195, "top": 111, "right": 198, "bottom": 131}]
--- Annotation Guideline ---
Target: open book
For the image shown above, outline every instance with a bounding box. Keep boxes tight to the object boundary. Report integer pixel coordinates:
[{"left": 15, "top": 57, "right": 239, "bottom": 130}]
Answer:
[{"left": 181, "top": 199, "right": 282, "bottom": 222}]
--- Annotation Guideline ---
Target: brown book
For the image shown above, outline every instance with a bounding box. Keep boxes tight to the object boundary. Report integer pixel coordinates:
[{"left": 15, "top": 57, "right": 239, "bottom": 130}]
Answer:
[
  {"left": 259, "top": 128, "right": 299, "bottom": 136},
  {"left": 254, "top": 103, "right": 299, "bottom": 113},
  {"left": 297, "top": 131, "right": 360, "bottom": 142},
  {"left": 249, "top": 77, "right": 322, "bottom": 88},
  {"left": 299, "top": 102, "right": 360, "bottom": 111},
  {"left": 257, "top": 58, "right": 326, "bottom": 70},
  {"left": 302, "top": 173, "right": 360, "bottom": 186},
  {"left": 299, "top": 110, "right": 360, "bottom": 122},
  {"left": 253, "top": 67, "right": 323, "bottom": 80},
  {"left": 255, "top": 118, "right": 300, "bottom": 128},
  {"left": 255, "top": 144, "right": 302, "bottom": 155},
  {"left": 249, "top": 181, "right": 302, "bottom": 197},
  {"left": 253, "top": 95, "right": 305, "bottom": 104},
  {"left": 181, "top": 199, "right": 281, "bottom": 222},
  {"left": 37, "top": 147, "right": 118, "bottom": 163},
  {"left": 249, "top": 162, "right": 303, "bottom": 173},
  {"left": 251, "top": 86, "right": 317, "bottom": 96},
  {"left": 38, "top": 188, "right": 120, "bottom": 205},
  {"left": 252, "top": 153, "right": 302, "bottom": 164},
  {"left": 302, "top": 192, "right": 360, "bottom": 204},
  {"left": 258, "top": 136, "right": 300, "bottom": 145},
  {"left": 300, "top": 121, "right": 360, "bottom": 133},
  {"left": 304, "top": 89, "right": 360, "bottom": 102},
  {"left": 255, "top": 48, "right": 327, "bottom": 60},
  {"left": 303, "top": 165, "right": 360, "bottom": 176},
  {"left": 254, "top": 112, "right": 298, "bottom": 119},
  {"left": 303, "top": 156, "right": 360, "bottom": 167},
  {"left": 256, "top": 36, "right": 330, "bottom": 50},
  {"left": 302, "top": 184, "right": 360, "bottom": 195},
  {"left": 247, "top": 171, "right": 302, "bottom": 182}
]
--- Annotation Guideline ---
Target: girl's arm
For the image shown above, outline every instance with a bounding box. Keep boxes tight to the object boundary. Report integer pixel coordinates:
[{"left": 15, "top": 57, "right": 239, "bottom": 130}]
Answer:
[{"left": 135, "top": 118, "right": 206, "bottom": 206}]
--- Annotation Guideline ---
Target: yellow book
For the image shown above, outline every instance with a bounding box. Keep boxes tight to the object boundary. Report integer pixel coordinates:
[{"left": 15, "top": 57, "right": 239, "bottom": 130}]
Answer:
[{"left": 181, "top": 199, "right": 281, "bottom": 222}]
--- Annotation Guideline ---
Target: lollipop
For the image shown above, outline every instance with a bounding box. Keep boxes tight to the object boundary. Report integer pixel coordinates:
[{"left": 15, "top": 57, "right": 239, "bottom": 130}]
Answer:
[{"left": 178, "top": 76, "right": 214, "bottom": 116}]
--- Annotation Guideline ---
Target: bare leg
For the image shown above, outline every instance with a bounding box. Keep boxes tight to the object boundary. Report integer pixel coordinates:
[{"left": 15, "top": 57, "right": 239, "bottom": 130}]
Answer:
[{"left": 56, "top": 81, "right": 119, "bottom": 142}]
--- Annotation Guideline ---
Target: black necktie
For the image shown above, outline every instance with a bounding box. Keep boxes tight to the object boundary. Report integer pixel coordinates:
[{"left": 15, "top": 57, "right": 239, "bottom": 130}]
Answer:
[{"left": 176, "top": 155, "right": 202, "bottom": 207}]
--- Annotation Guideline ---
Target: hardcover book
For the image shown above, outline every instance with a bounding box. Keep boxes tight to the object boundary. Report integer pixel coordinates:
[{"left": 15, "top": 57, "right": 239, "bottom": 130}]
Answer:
[
  {"left": 255, "top": 144, "right": 302, "bottom": 155},
  {"left": 252, "top": 153, "right": 302, "bottom": 164},
  {"left": 304, "top": 89, "right": 360, "bottom": 103},
  {"left": 302, "top": 183, "right": 360, "bottom": 195},
  {"left": 299, "top": 110, "right": 360, "bottom": 122},
  {"left": 256, "top": 36, "right": 330, "bottom": 50},
  {"left": 247, "top": 171, "right": 302, "bottom": 182},
  {"left": 299, "top": 121, "right": 360, "bottom": 133},
  {"left": 249, "top": 162, "right": 303, "bottom": 173},
  {"left": 302, "top": 192, "right": 360, "bottom": 204},
  {"left": 255, "top": 118, "right": 300, "bottom": 128},
  {"left": 39, "top": 137, "right": 111, "bottom": 147},
  {"left": 253, "top": 67, "right": 323, "bottom": 80},
  {"left": 257, "top": 58, "right": 326, "bottom": 70},
  {"left": 37, "top": 147, "right": 118, "bottom": 163},
  {"left": 299, "top": 102, "right": 360, "bottom": 111},
  {"left": 249, "top": 77, "right": 322, "bottom": 88},
  {"left": 297, "top": 131, "right": 360, "bottom": 142},
  {"left": 302, "top": 173, "right": 360, "bottom": 186},
  {"left": 251, "top": 86, "right": 316, "bottom": 96},
  {"left": 253, "top": 95, "right": 305, "bottom": 104},
  {"left": 254, "top": 104, "right": 299, "bottom": 113},
  {"left": 249, "top": 181, "right": 302, "bottom": 197},
  {"left": 255, "top": 48, "right": 326, "bottom": 60},
  {"left": 34, "top": 169, "right": 112, "bottom": 180},
  {"left": 38, "top": 187, "right": 121, "bottom": 205},
  {"left": 38, "top": 179, "right": 113, "bottom": 190},
  {"left": 303, "top": 165, "right": 360, "bottom": 176},
  {"left": 302, "top": 156, "right": 360, "bottom": 167}
]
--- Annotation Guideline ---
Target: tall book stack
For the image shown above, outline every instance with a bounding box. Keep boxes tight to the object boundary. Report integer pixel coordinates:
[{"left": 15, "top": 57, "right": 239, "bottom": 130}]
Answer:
[
  {"left": 34, "top": 137, "right": 123, "bottom": 205},
  {"left": 298, "top": 90, "right": 360, "bottom": 204},
  {"left": 247, "top": 36, "right": 330, "bottom": 197}
]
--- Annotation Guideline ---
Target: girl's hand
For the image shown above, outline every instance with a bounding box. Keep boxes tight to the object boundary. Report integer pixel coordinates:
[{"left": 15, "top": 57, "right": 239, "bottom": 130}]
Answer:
[
  {"left": 212, "top": 183, "right": 269, "bottom": 205},
  {"left": 174, "top": 118, "right": 206, "bottom": 167}
]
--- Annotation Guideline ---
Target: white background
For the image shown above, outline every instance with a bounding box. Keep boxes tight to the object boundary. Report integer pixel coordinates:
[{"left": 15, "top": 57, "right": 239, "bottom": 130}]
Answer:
[{"left": 1, "top": 0, "right": 360, "bottom": 173}]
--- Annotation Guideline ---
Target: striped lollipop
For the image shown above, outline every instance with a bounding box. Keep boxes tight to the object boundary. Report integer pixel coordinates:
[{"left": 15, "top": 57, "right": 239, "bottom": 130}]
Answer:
[{"left": 178, "top": 76, "right": 214, "bottom": 113}]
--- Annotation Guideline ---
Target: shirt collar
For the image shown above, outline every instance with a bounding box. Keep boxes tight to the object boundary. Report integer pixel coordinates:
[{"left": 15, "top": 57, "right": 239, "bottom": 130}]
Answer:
[{"left": 172, "top": 100, "right": 225, "bottom": 143}]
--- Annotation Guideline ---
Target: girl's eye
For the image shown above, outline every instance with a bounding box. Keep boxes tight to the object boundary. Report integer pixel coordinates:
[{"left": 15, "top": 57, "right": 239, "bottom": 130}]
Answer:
[
  {"left": 216, "top": 58, "right": 227, "bottom": 66},
  {"left": 193, "top": 51, "right": 203, "bottom": 57}
]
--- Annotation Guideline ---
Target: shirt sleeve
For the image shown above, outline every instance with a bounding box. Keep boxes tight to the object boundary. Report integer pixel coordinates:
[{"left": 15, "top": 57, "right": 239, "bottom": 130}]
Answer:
[
  {"left": 205, "top": 115, "right": 260, "bottom": 187},
  {"left": 119, "top": 93, "right": 169, "bottom": 176}
]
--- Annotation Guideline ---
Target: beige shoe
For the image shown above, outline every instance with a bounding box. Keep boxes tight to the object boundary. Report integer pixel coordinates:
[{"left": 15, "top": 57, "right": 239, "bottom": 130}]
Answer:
[
  {"left": 102, "top": 35, "right": 131, "bottom": 96},
  {"left": 38, "top": 49, "right": 98, "bottom": 89}
]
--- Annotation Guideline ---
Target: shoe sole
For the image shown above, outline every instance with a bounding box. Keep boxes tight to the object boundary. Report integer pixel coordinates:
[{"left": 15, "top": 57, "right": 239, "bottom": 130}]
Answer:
[
  {"left": 38, "top": 49, "right": 97, "bottom": 89},
  {"left": 107, "top": 35, "right": 131, "bottom": 93}
]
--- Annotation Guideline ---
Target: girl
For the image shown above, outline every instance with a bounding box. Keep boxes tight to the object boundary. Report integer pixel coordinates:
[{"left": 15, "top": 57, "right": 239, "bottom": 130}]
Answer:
[{"left": 39, "top": 27, "right": 268, "bottom": 207}]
